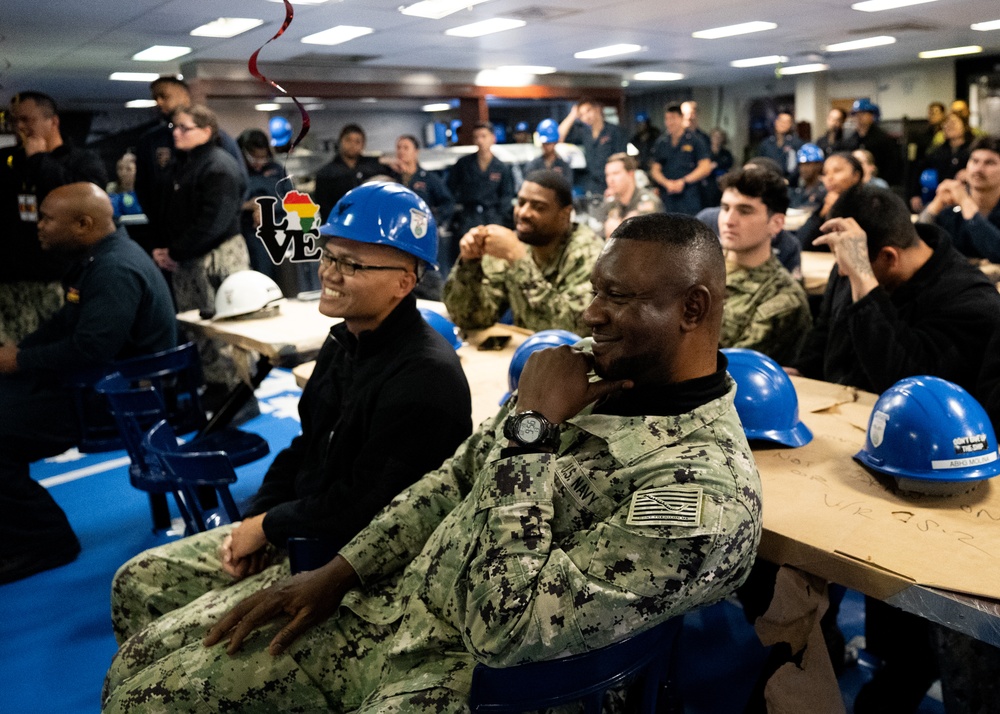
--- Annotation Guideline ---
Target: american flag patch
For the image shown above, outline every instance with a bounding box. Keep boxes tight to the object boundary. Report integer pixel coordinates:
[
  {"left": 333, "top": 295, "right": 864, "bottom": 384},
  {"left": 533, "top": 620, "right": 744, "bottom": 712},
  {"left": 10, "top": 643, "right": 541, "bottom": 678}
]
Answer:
[{"left": 626, "top": 486, "right": 703, "bottom": 527}]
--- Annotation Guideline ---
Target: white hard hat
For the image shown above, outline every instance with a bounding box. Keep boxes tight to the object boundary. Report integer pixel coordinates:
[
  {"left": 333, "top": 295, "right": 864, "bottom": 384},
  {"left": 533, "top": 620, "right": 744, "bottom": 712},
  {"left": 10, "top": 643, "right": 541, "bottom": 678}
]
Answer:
[{"left": 213, "top": 270, "right": 284, "bottom": 320}]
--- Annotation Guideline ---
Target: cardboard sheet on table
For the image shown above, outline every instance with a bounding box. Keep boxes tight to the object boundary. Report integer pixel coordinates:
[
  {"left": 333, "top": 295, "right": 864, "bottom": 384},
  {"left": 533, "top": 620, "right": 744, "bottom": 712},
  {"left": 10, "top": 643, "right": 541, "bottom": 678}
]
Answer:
[{"left": 758, "top": 380, "right": 1000, "bottom": 601}]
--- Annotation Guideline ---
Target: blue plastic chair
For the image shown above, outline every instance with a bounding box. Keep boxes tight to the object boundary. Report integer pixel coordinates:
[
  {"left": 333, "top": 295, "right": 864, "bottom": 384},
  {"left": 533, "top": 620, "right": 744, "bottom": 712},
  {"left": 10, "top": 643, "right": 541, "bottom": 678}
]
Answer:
[
  {"left": 143, "top": 419, "right": 242, "bottom": 533},
  {"left": 70, "top": 342, "right": 206, "bottom": 453},
  {"left": 96, "top": 372, "right": 269, "bottom": 531},
  {"left": 468, "top": 616, "right": 684, "bottom": 713}
]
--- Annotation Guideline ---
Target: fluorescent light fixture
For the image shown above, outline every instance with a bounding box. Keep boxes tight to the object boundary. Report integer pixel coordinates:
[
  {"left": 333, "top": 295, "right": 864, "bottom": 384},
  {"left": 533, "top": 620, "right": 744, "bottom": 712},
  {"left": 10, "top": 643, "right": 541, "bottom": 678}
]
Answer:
[
  {"left": 823, "top": 35, "right": 895, "bottom": 52},
  {"left": 132, "top": 45, "right": 191, "bottom": 61},
  {"left": 275, "top": 96, "right": 321, "bottom": 104},
  {"left": 851, "top": 0, "right": 937, "bottom": 11},
  {"left": 476, "top": 69, "right": 533, "bottom": 86},
  {"left": 359, "top": 98, "right": 378, "bottom": 103},
  {"left": 730, "top": 55, "right": 788, "bottom": 68},
  {"left": 301, "top": 25, "right": 373, "bottom": 45},
  {"left": 445, "top": 18, "right": 525, "bottom": 37},
  {"left": 574, "top": 43, "right": 642, "bottom": 59},
  {"left": 400, "top": 0, "right": 490, "bottom": 19},
  {"left": 110, "top": 72, "right": 160, "bottom": 82},
  {"left": 190, "top": 18, "right": 264, "bottom": 38},
  {"left": 919, "top": 45, "right": 982, "bottom": 59},
  {"left": 692, "top": 21, "right": 776, "bottom": 39},
  {"left": 633, "top": 71, "right": 685, "bottom": 81},
  {"left": 255, "top": 103, "right": 282, "bottom": 111},
  {"left": 264, "top": 0, "right": 330, "bottom": 4},
  {"left": 972, "top": 19, "right": 1000, "bottom": 31},
  {"left": 125, "top": 99, "right": 158, "bottom": 108},
  {"left": 497, "top": 65, "right": 556, "bottom": 74},
  {"left": 779, "top": 63, "right": 828, "bottom": 75},
  {"left": 423, "top": 103, "right": 452, "bottom": 112}
]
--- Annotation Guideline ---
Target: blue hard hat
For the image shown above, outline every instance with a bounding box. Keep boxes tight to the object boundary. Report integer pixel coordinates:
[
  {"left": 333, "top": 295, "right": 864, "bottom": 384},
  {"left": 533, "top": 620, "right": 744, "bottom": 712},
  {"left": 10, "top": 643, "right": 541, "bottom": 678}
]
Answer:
[
  {"left": 797, "top": 143, "right": 824, "bottom": 164},
  {"left": 854, "top": 376, "right": 1000, "bottom": 495},
  {"left": 501, "top": 329, "right": 581, "bottom": 404},
  {"left": 851, "top": 98, "right": 881, "bottom": 120},
  {"left": 268, "top": 116, "right": 292, "bottom": 147},
  {"left": 536, "top": 118, "right": 560, "bottom": 144},
  {"left": 418, "top": 307, "right": 461, "bottom": 350},
  {"left": 515, "top": 121, "right": 530, "bottom": 133},
  {"left": 636, "top": 111, "right": 649, "bottom": 123},
  {"left": 920, "top": 168, "right": 939, "bottom": 190},
  {"left": 319, "top": 183, "right": 438, "bottom": 269},
  {"left": 722, "top": 348, "right": 813, "bottom": 448}
]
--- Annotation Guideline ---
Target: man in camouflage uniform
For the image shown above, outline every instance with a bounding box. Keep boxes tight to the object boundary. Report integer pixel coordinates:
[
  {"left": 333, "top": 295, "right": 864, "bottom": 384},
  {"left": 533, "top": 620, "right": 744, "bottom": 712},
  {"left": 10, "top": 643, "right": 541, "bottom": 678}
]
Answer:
[
  {"left": 594, "top": 152, "right": 664, "bottom": 238},
  {"left": 717, "top": 167, "right": 811, "bottom": 365},
  {"left": 103, "top": 213, "right": 762, "bottom": 713},
  {"left": 443, "top": 169, "right": 602, "bottom": 335}
]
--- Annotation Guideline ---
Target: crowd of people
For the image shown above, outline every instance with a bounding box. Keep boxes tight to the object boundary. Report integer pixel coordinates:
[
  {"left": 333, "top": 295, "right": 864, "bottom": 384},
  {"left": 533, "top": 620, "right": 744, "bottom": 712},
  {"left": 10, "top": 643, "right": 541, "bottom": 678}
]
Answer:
[{"left": 3, "top": 79, "right": 1000, "bottom": 714}]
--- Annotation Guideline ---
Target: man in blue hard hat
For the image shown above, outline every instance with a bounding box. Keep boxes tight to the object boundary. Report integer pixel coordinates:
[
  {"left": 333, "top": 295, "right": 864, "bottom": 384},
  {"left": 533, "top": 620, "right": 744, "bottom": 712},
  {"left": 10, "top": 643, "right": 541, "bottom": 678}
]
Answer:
[
  {"left": 522, "top": 119, "right": 571, "bottom": 181},
  {"left": 838, "top": 98, "right": 901, "bottom": 186},
  {"left": 789, "top": 143, "right": 826, "bottom": 211},
  {"left": 105, "top": 183, "right": 473, "bottom": 677}
]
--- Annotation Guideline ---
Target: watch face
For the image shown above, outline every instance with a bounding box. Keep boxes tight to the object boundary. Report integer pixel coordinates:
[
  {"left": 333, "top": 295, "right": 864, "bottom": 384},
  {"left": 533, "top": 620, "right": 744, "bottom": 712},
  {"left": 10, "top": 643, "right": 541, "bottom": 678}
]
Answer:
[{"left": 516, "top": 416, "right": 543, "bottom": 443}]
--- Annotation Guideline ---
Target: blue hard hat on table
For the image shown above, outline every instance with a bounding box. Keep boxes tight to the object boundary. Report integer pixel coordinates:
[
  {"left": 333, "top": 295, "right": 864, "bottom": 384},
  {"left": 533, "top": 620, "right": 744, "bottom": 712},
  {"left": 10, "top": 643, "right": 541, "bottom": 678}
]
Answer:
[
  {"left": 418, "top": 307, "right": 462, "bottom": 350},
  {"left": 320, "top": 183, "right": 438, "bottom": 269},
  {"left": 854, "top": 376, "right": 1000, "bottom": 495},
  {"left": 722, "top": 348, "right": 812, "bottom": 447},
  {"left": 501, "top": 329, "right": 581, "bottom": 404}
]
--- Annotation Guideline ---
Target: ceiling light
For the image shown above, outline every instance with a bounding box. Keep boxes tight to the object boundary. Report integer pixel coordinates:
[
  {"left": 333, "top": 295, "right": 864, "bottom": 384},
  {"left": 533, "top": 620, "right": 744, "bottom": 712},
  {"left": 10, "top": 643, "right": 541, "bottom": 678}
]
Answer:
[
  {"left": 971, "top": 20, "right": 1000, "bottom": 31},
  {"left": 574, "top": 44, "right": 642, "bottom": 59},
  {"left": 132, "top": 45, "right": 191, "bottom": 61},
  {"left": 125, "top": 99, "right": 158, "bottom": 108},
  {"left": 400, "top": 0, "right": 490, "bottom": 20},
  {"left": 919, "top": 45, "right": 983, "bottom": 59},
  {"left": 190, "top": 18, "right": 264, "bottom": 38},
  {"left": 823, "top": 35, "right": 896, "bottom": 52},
  {"left": 255, "top": 103, "right": 282, "bottom": 111},
  {"left": 423, "top": 103, "right": 452, "bottom": 112},
  {"left": 633, "top": 71, "right": 685, "bottom": 81},
  {"left": 692, "top": 21, "right": 776, "bottom": 39},
  {"left": 359, "top": 98, "right": 378, "bottom": 103},
  {"left": 476, "top": 69, "right": 533, "bottom": 86},
  {"left": 110, "top": 72, "right": 160, "bottom": 82},
  {"left": 445, "top": 18, "right": 525, "bottom": 37},
  {"left": 301, "top": 25, "right": 374, "bottom": 45},
  {"left": 730, "top": 55, "right": 788, "bottom": 68},
  {"left": 274, "top": 96, "right": 321, "bottom": 103},
  {"left": 778, "top": 63, "right": 829, "bottom": 75},
  {"left": 851, "top": 0, "right": 937, "bottom": 11},
  {"left": 497, "top": 65, "right": 556, "bottom": 74},
  {"left": 264, "top": 0, "right": 330, "bottom": 4}
]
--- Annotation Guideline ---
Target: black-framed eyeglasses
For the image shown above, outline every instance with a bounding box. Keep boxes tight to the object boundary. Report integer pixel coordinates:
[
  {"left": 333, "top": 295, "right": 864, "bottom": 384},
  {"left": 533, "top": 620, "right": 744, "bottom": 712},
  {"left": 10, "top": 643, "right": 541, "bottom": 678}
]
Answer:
[
  {"left": 318, "top": 250, "right": 410, "bottom": 276},
  {"left": 169, "top": 123, "right": 200, "bottom": 134}
]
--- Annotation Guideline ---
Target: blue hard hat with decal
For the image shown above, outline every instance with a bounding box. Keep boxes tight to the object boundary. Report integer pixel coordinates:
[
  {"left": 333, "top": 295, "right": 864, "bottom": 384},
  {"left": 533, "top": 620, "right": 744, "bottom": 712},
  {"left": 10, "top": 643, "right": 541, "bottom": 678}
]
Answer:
[
  {"left": 320, "top": 183, "right": 438, "bottom": 269},
  {"left": 851, "top": 98, "right": 881, "bottom": 120},
  {"left": 268, "top": 116, "right": 292, "bottom": 147},
  {"left": 854, "top": 376, "right": 1000, "bottom": 495},
  {"left": 723, "top": 348, "right": 812, "bottom": 447},
  {"left": 536, "top": 118, "right": 560, "bottom": 144},
  {"left": 797, "top": 143, "right": 824, "bottom": 164}
]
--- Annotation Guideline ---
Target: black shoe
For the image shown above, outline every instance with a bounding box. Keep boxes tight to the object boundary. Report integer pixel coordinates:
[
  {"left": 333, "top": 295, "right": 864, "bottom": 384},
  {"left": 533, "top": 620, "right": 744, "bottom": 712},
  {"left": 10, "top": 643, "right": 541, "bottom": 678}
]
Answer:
[{"left": 0, "top": 538, "right": 81, "bottom": 585}]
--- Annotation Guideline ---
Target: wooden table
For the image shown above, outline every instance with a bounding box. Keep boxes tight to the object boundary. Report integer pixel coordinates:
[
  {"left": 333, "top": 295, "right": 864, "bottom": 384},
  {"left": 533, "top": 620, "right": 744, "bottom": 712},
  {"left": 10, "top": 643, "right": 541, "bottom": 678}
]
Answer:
[
  {"left": 293, "top": 324, "right": 532, "bottom": 427},
  {"left": 800, "top": 252, "right": 837, "bottom": 296},
  {"left": 758, "top": 376, "right": 1000, "bottom": 646}
]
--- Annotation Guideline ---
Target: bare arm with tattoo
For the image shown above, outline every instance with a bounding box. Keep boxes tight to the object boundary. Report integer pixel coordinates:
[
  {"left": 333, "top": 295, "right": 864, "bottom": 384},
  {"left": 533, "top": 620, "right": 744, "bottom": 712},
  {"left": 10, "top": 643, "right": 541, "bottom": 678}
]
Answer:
[{"left": 813, "top": 216, "right": 879, "bottom": 302}]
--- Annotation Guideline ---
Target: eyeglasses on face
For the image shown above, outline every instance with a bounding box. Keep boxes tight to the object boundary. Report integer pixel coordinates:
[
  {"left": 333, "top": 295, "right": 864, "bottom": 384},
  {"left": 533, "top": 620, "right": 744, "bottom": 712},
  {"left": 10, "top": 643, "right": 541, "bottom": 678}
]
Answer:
[
  {"left": 318, "top": 250, "right": 410, "bottom": 276},
  {"left": 169, "top": 123, "right": 201, "bottom": 134}
]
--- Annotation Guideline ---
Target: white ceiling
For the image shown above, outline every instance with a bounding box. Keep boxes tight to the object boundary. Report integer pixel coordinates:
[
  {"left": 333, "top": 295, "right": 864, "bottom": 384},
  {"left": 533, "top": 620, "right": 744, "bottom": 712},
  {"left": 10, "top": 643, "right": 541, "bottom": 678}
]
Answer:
[{"left": 2, "top": 0, "right": 998, "bottom": 110}]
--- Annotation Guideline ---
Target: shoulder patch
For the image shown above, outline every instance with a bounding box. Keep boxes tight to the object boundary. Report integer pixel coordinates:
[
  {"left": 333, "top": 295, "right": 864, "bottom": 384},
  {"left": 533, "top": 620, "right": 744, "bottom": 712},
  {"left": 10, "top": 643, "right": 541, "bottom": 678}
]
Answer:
[{"left": 627, "top": 485, "right": 703, "bottom": 527}]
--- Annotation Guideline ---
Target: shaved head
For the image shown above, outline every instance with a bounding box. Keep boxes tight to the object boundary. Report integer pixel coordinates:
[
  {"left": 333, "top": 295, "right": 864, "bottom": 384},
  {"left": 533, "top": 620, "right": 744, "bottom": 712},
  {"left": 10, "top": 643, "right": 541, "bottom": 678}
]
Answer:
[{"left": 37, "top": 182, "right": 117, "bottom": 252}]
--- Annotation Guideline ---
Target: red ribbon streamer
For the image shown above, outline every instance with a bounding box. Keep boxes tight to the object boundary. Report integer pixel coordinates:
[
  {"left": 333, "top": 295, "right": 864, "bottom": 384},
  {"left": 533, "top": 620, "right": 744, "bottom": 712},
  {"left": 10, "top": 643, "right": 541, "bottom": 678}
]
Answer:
[{"left": 248, "top": 0, "right": 310, "bottom": 151}]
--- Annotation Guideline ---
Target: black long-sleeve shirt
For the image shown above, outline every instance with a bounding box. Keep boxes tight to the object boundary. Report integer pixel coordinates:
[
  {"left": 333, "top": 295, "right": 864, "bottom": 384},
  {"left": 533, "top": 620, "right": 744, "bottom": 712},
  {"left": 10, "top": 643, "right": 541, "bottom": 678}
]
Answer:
[
  {"left": 793, "top": 224, "right": 1000, "bottom": 397},
  {"left": 245, "top": 295, "right": 473, "bottom": 547},
  {"left": 0, "top": 143, "right": 108, "bottom": 282},
  {"left": 163, "top": 143, "right": 246, "bottom": 260}
]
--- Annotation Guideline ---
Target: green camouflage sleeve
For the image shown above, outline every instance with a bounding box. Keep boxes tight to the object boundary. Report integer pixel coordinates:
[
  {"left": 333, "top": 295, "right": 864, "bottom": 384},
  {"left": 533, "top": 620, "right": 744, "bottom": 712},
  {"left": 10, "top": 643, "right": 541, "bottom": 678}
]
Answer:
[
  {"left": 728, "top": 290, "right": 813, "bottom": 365},
  {"left": 442, "top": 259, "right": 507, "bottom": 331},
  {"left": 460, "top": 427, "right": 760, "bottom": 666},
  {"left": 502, "top": 231, "right": 603, "bottom": 335},
  {"left": 338, "top": 410, "right": 502, "bottom": 584}
]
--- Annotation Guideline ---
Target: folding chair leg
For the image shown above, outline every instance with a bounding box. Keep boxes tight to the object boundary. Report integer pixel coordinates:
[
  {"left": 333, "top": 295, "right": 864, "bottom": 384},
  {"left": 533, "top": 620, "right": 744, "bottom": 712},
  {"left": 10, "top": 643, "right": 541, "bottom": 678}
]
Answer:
[{"left": 148, "top": 493, "right": 172, "bottom": 531}]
